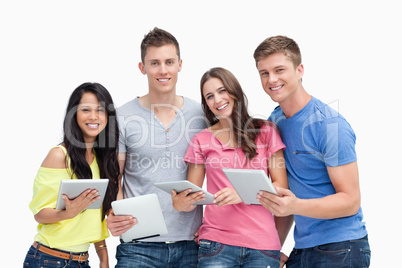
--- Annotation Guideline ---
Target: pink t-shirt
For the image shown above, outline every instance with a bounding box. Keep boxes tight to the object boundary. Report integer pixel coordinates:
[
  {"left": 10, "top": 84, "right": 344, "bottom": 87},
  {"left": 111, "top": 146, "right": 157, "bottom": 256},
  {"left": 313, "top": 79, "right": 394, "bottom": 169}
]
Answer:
[{"left": 184, "top": 123, "right": 286, "bottom": 250}]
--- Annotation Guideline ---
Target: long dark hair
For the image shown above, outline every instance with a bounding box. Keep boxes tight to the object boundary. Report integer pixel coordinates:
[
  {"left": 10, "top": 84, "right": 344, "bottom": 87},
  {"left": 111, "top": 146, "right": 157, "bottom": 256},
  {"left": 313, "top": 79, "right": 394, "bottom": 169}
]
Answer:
[
  {"left": 200, "top": 67, "right": 273, "bottom": 161},
  {"left": 63, "top": 82, "right": 119, "bottom": 219}
]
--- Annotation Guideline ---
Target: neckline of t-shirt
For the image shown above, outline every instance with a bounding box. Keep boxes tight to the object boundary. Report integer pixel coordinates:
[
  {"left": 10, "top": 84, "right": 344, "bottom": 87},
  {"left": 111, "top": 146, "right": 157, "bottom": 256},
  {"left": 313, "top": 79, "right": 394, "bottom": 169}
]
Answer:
[
  {"left": 134, "top": 96, "right": 186, "bottom": 113},
  {"left": 205, "top": 128, "right": 240, "bottom": 150},
  {"left": 282, "top": 96, "right": 316, "bottom": 122}
]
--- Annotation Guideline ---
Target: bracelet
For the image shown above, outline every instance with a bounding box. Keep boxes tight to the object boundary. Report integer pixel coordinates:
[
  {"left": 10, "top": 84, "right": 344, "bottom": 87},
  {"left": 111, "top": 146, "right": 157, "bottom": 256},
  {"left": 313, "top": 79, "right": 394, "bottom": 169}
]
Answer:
[{"left": 96, "top": 245, "right": 107, "bottom": 252}]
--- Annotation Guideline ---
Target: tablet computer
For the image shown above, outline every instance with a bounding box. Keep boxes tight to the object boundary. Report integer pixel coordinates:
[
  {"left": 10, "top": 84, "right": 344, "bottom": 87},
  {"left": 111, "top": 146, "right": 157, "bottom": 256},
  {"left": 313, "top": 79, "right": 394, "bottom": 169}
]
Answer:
[
  {"left": 154, "top": 180, "right": 215, "bottom": 205},
  {"left": 222, "top": 169, "right": 278, "bottom": 205},
  {"left": 111, "top": 194, "right": 168, "bottom": 242},
  {"left": 55, "top": 179, "right": 109, "bottom": 210}
]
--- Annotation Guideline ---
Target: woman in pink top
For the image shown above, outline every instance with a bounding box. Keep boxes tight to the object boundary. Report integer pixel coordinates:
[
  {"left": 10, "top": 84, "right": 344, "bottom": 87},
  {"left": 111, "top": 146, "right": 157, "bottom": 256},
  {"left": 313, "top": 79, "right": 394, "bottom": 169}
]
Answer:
[{"left": 172, "top": 67, "right": 292, "bottom": 268}]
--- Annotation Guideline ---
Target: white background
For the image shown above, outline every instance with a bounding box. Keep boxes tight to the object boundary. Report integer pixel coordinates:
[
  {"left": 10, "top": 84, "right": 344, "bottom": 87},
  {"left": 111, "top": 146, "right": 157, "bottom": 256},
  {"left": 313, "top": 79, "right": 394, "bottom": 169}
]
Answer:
[{"left": 1, "top": 1, "right": 400, "bottom": 267}]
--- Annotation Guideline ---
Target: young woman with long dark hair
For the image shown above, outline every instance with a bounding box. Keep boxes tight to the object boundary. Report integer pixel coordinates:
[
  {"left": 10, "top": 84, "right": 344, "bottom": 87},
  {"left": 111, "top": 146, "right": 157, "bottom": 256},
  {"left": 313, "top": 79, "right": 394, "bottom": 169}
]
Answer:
[
  {"left": 172, "top": 67, "right": 292, "bottom": 267},
  {"left": 23, "top": 82, "right": 119, "bottom": 268}
]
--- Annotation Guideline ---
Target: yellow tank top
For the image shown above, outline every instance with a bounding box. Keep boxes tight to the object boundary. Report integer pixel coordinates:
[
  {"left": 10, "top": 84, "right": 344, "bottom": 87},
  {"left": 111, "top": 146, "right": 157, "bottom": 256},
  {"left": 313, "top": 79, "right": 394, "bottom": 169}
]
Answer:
[{"left": 30, "top": 145, "right": 109, "bottom": 252}]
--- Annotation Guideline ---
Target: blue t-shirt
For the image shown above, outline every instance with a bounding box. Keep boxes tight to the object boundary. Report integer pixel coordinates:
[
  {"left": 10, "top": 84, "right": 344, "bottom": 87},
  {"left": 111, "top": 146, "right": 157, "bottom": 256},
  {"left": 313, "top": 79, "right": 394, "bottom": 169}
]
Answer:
[{"left": 269, "top": 96, "right": 367, "bottom": 249}]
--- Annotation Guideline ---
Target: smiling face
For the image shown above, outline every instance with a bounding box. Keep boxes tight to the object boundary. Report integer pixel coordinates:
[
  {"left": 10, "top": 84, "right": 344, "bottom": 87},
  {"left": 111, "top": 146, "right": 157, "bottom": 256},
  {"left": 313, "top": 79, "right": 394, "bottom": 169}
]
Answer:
[
  {"left": 139, "top": 44, "right": 182, "bottom": 95},
  {"left": 76, "top": 92, "right": 107, "bottom": 143},
  {"left": 202, "top": 77, "right": 235, "bottom": 120},
  {"left": 257, "top": 52, "right": 304, "bottom": 106}
]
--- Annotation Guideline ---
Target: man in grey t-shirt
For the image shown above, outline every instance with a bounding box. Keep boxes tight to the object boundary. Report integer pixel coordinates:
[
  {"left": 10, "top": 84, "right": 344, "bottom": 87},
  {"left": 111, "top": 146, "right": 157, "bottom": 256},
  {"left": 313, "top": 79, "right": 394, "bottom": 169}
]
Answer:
[{"left": 106, "top": 27, "right": 205, "bottom": 267}]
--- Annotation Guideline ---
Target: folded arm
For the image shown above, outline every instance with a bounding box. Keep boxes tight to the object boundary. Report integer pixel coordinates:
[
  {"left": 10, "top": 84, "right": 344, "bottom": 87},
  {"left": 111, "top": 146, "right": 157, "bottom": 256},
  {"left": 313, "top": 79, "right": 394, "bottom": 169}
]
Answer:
[{"left": 258, "top": 161, "right": 361, "bottom": 219}]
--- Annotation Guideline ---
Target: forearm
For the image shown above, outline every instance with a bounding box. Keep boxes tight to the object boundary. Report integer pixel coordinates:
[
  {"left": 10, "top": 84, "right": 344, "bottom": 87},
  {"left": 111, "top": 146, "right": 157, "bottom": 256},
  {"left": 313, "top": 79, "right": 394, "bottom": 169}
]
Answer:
[
  {"left": 117, "top": 153, "right": 126, "bottom": 201},
  {"left": 295, "top": 192, "right": 360, "bottom": 219},
  {"left": 274, "top": 215, "right": 294, "bottom": 246},
  {"left": 34, "top": 208, "right": 71, "bottom": 224},
  {"left": 116, "top": 177, "right": 124, "bottom": 201},
  {"left": 94, "top": 240, "right": 109, "bottom": 268},
  {"left": 270, "top": 150, "right": 294, "bottom": 245}
]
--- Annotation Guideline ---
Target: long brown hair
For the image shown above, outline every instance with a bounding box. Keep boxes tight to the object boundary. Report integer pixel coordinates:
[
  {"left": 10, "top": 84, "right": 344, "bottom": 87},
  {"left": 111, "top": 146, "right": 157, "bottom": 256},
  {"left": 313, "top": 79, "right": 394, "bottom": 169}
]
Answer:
[{"left": 200, "top": 67, "right": 268, "bottom": 160}]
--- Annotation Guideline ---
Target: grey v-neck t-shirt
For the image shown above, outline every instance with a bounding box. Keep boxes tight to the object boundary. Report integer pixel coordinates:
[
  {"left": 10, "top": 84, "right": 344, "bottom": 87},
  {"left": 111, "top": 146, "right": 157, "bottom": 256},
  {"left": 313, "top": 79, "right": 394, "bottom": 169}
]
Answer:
[{"left": 117, "top": 97, "right": 206, "bottom": 242}]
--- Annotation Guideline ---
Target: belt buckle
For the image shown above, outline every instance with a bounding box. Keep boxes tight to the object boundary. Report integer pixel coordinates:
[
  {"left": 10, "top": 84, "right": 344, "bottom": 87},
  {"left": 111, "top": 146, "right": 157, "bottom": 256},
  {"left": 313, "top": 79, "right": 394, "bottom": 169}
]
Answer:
[
  {"left": 78, "top": 252, "right": 87, "bottom": 263},
  {"left": 165, "top": 241, "right": 177, "bottom": 244}
]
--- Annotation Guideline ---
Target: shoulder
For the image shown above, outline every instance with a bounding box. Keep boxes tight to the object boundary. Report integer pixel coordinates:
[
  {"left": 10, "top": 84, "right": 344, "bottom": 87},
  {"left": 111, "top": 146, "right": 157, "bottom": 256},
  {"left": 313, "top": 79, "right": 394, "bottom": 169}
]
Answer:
[
  {"left": 41, "top": 146, "right": 67, "bottom": 169},
  {"left": 268, "top": 105, "right": 284, "bottom": 124},
  {"left": 190, "top": 128, "right": 211, "bottom": 143},
  {"left": 273, "top": 105, "right": 282, "bottom": 112},
  {"left": 183, "top": 97, "right": 203, "bottom": 114},
  {"left": 258, "top": 120, "right": 282, "bottom": 139},
  {"left": 183, "top": 96, "right": 199, "bottom": 105},
  {"left": 181, "top": 97, "right": 206, "bottom": 129},
  {"left": 186, "top": 129, "right": 211, "bottom": 155},
  {"left": 311, "top": 97, "right": 339, "bottom": 120},
  {"left": 117, "top": 98, "right": 139, "bottom": 116},
  {"left": 260, "top": 120, "right": 277, "bottom": 129},
  {"left": 306, "top": 98, "right": 356, "bottom": 144},
  {"left": 194, "top": 128, "right": 211, "bottom": 138},
  {"left": 311, "top": 97, "right": 352, "bottom": 128}
]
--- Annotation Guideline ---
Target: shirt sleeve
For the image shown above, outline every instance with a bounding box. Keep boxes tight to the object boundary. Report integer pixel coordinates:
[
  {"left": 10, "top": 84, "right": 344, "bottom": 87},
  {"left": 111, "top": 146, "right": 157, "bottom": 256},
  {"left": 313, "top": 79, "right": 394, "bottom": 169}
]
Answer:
[
  {"left": 29, "top": 167, "right": 69, "bottom": 215},
  {"left": 261, "top": 123, "right": 286, "bottom": 160},
  {"left": 319, "top": 117, "right": 357, "bottom": 167},
  {"left": 117, "top": 112, "right": 127, "bottom": 154}
]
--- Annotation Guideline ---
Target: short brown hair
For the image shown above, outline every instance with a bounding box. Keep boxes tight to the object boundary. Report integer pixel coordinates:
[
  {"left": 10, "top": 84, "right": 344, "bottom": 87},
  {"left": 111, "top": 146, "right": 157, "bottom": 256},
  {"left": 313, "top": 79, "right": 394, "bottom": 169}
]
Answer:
[
  {"left": 253, "top": 35, "right": 301, "bottom": 68},
  {"left": 140, "top": 27, "right": 180, "bottom": 63}
]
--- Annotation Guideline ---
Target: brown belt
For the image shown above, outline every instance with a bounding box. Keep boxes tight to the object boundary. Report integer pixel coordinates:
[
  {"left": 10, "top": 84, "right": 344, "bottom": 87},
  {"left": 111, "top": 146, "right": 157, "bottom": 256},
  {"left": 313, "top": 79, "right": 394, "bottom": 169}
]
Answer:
[{"left": 33, "top": 242, "right": 88, "bottom": 262}]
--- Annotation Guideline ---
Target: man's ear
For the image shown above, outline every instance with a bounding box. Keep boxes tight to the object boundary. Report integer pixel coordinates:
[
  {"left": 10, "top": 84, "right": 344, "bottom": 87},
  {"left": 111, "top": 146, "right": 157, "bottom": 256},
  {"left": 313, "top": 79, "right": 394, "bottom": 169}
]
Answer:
[
  {"left": 297, "top": 63, "right": 304, "bottom": 80},
  {"left": 139, "top": 62, "right": 146, "bottom": 75},
  {"left": 178, "top": 59, "right": 183, "bottom": 72}
]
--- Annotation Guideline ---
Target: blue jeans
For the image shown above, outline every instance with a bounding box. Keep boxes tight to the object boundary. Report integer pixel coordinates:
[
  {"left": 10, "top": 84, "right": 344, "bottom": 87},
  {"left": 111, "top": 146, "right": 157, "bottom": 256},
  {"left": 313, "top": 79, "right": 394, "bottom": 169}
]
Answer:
[
  {"left": 198, "top": 239, "right": 281, "bottom": 268},
  {"left": 286, "top": 235, "right": 371, "bottom": 268},
  {"left": 23, "top": 244, "right": 90, "bottom": 268},
  {"left": 115, "top": 240, "right": 198, "bottom": 267}
]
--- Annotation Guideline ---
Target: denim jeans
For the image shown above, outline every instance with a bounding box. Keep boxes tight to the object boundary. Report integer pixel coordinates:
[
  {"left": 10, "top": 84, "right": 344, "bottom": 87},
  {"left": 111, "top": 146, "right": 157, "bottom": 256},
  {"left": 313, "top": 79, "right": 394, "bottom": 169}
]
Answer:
[
  {"left": 286, "top": 235, "right": 371, "bottom": 268},
  {"left": 198, "top": 239, "right": 281, "bottom": 268},
  {"left": 115, "top": 240, "right": 198, "bottom": 268},
  {"left": 23, "top": 244, "right": 90, "bottom": 268}
]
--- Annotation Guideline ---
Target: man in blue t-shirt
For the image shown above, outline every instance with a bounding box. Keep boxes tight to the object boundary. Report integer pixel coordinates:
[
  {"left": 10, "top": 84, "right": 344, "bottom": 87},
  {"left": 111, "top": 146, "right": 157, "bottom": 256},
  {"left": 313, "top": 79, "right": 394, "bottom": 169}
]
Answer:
[{"left": 254, "top": 36, "right": 370, "bottom": 267}]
